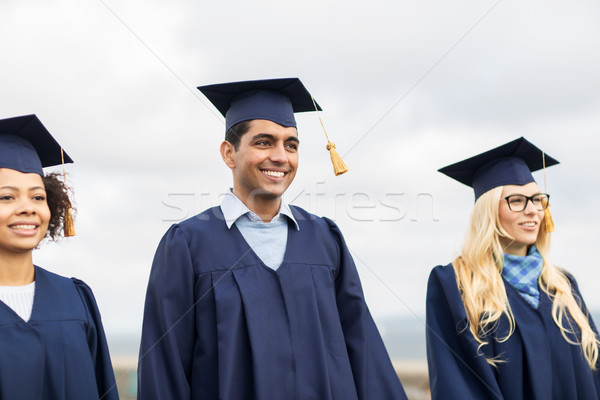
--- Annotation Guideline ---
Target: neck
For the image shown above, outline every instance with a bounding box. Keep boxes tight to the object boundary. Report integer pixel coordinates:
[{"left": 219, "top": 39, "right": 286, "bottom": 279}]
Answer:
[
  {"left": 0, "top": 251, "right": 35, "bottom": 286},
  {"left": 232, "top": 188, "right": 281, "bottom": 223},
  {"left": 501, "top": 238, "right": 529, "bottom": 257}
]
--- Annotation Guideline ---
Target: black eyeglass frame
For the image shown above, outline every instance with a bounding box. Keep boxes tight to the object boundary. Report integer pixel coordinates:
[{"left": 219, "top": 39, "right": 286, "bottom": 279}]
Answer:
[{"left": 503, "top": 193, "right": 550, "bottom": 212}]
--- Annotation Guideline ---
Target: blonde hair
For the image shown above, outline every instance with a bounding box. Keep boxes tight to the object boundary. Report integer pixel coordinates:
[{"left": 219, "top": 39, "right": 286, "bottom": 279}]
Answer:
[{"left": 453, "top": 186, "right": 599, "bottom": 369}]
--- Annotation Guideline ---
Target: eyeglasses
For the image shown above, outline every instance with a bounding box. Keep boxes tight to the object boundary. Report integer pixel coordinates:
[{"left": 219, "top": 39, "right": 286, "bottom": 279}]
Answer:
[{"left": 503, "top": 193, "right": 550, "bottom": 212}]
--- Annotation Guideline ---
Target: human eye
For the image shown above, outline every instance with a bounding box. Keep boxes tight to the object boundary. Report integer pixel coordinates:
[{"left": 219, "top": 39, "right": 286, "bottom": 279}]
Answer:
[
  {"left": 533, "top": 194, "right": 548, "bottom": 206},
  {"left": 0, "top": 194, "right": 14, "bottom": 201},
  {"left": 254, "top": 139, "right": 271, "bottom": 147},
  {"left": 508, "top": 195, "right": 526, "bottom": 207},
  {"left": 33, "top": 195, "right": 46, "bottom": 201},
  {"left": 285, "top": 142, "right": 298, "bottom": 151}
]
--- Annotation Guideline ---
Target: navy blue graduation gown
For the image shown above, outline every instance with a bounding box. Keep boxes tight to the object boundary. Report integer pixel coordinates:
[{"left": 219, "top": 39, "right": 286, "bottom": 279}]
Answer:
[
  {"left": 0, "top": 266, "right": 119, "bottom": 399},
  {"left": 426, "top": 263, "right": 600, "bottom": 400},
  {"left": 138, "top": 206, "right": 406, "bottom": 400}
]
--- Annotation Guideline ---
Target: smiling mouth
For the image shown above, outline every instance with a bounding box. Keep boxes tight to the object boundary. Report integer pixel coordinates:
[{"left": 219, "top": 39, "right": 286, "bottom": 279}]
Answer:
[
  {"left": 519, "top": 222, "right": 537, "bottom": 227},
  {"left": 261, "top": 169, "right": 286, "bottom": 178},
  {"left": 9, "top": 224, "right": 38, "bottom": 231}
]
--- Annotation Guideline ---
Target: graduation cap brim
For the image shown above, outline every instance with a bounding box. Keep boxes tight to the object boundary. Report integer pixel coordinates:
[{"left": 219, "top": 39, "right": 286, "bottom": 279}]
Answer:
[
  {"left": 0, "top": 114, "right": 73, "bottom": 174},
  {"left": 438, "top": 137, "right": 559, "bottom": 199},
  {"left": 198, "top": 78, "right": 321, "bottom": 132}
]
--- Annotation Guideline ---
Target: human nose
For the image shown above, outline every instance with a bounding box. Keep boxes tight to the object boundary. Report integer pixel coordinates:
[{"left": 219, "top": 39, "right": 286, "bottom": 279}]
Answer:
[
  {"left": 269, "top": 142, "right": 288, "bottom": 163},
  {"left": 523, "top": 197, "right": 538, "bottom": 214},
  {"left": 16, "top": 198, "right": 36, "bottom": 215}
]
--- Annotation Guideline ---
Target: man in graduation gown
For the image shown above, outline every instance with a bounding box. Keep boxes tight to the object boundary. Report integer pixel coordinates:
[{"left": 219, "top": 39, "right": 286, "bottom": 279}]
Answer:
[{"left": 137, "top": 78, "right": 407, "bottom": 400}]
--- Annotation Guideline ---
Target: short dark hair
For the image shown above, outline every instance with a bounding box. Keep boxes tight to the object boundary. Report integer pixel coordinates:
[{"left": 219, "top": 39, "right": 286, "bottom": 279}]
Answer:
[
  {"left": 42, "top": 172, "right": 76, "bottom": 240},
  {"left": 224, "top": 120, "right": 251, "bottom": 150}
]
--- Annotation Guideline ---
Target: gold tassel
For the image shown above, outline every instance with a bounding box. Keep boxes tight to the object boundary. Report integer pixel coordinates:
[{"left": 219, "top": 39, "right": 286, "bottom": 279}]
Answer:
[
  {"left": 311, "top": 96, "right": 349, "bottom": 176},
  {"left": 326, "top": 142, "right": 349, "bottom": 176},
  {"left": 63, "top": 203, "right": 76, "bottom": 237},
  {"left": 543, "top": 206, "right": 554, "bottom": 233},
  {"left": 61, "top": 147, "right": 76, "bottom": 237}
]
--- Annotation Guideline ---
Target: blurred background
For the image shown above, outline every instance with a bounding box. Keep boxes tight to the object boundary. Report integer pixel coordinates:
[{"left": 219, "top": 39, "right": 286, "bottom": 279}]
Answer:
[{"left": 2, "top": 0, "right": 600, "bottom": 398}]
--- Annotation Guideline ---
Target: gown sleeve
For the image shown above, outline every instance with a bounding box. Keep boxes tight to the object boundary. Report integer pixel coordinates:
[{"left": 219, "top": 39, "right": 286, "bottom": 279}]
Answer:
[
  {"left": 425, "top": 265, "right": 504, "bottom": 400},
  {"left": 137, "top": 225, "right": 196, "bottom": 400},
  {"left": 72, "top": 278, "right": 120, "bottom": 400},
  {"left": 324, "top": 217, "right": 408, "bottom": 400}
]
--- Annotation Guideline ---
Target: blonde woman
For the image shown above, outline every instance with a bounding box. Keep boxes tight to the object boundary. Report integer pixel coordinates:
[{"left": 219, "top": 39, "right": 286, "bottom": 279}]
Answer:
[{"left": 426, "top": 137, "right": 600, "bottom": 400}]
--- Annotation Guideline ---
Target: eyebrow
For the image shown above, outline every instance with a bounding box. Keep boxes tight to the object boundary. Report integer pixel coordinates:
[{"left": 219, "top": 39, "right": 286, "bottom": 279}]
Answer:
[
  {"left": 504, "top": 192, "right": 544, "bottom": 197},
  {"left": 0, "top": 186, "right": 46, "bottom": 191},
  {"left": 251, "top": 133, "right": 300, "bottom": 144}
]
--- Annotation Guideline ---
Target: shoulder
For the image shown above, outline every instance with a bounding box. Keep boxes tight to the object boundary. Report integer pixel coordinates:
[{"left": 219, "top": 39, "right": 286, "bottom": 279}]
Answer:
[
  {"left": 554, "top": 266, "right": 585, "bottom": 297},
  {"left": 34, "top": 267, "right": 97, "bottom": 319},
  {"left": 289, "top": 205, "right": 327, "bottom": 224},
  {"left": 70, "top": 276, "right": 94, "bottom": 293},
  {"left": 35, "top": 265, "right": 67, "bottom": 281},
  {"left": 35, "top": 266, "right": 77, "bottom": 289},
  {"left": 304, "top": 208, "right": 352, "bottom": 243},
  {"left": 35, "top": 267, "right": 100, "bottom": 308},
  {"left": 428, "top": 263, "right": 457, "bottom": 286},
  {"left": 178, "top": 206, "right": 224, "bottom": 230},
  {"left": 289, "top": 204, "right": 340, "bottom": 227},
  {"left": 426, "top": 264, "right": 466, "bottom": 330},
  {"left": 163, "top": 206, "right": 227, "bottom": 242},
  {"left": 427, "top": 263, "right": 463, "bottom": 304},
  {"left": 288, "top": 206, "right": 348, "bottom": 265},
  {"left": 557, "top": 267, "right": 578, "bottom": 286},
  {"left": 70, "top": 277, "right": 100, "bottom": 308},
  {"left": 556, "top": 267, "right": 588, "bottom": 305},
  {"left": 290, "top": 205, "right": 338, "bottom": 236}
]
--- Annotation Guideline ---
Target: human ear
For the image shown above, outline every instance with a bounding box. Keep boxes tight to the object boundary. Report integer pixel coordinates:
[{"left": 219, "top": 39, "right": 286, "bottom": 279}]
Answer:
[{"left": 220, "top": 141, "right": 236, "bottom": 169}]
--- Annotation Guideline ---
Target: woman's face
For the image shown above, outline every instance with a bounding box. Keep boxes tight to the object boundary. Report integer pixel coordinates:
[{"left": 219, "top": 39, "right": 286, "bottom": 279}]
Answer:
[
  {"left": 498, "top": 181, "right": 545, "bottom": 256},
  {"left": 0, "top": 168, "right": 50, "bottom": 256}
]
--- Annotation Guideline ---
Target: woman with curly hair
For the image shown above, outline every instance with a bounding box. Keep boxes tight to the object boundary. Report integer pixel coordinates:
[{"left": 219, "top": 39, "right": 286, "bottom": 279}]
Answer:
[
  {"left": 426, "top": 137, "right": 600, "bottom": 400},
  {"left": 0, "top": 114, "right": 119, "bottom": 399}
]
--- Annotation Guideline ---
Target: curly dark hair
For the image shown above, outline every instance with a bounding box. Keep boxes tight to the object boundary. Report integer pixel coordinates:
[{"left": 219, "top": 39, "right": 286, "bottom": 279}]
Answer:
[{"left": 42, "top": 172, "right": 75, "bottom": 240}]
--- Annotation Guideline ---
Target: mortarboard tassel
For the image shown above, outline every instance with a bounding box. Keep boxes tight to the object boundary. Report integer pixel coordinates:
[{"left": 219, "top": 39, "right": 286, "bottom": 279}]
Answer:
[
  {"left": 61, "top": 148, "right": 76, "bottom": 237},
  {"left": 311, "top": 96, "right": 348, "bottom": 176},
  {"left": 63, "top": 202, "right": 76, "bottom": 237},
  {"left": 542, "top": 151, "right": 554, "bottom": 233},
  {"left": 326, "top": 141, "right": 349, "bottom": 176}
]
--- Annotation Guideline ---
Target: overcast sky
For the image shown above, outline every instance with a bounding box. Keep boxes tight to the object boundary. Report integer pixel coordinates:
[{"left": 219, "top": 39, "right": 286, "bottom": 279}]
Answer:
[{"left": 2, "top": 0, "right": 600, "bottom": 351}]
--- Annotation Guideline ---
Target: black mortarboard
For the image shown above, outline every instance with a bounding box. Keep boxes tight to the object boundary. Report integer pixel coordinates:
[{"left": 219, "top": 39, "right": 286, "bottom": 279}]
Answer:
[
  {"left": 197, "top": 78, "right": 322, "bottom": 132},
  {"left": 439, "top": 137, "right": 559, "bottom": 199},
  {"left": 0, "top": 114, "right": 73, "bottom": 176}
]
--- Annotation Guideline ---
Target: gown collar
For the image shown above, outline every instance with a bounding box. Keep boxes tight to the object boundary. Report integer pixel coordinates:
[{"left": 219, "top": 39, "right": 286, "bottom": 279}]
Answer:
[{"left": 220, "top": 189, "right": 299, "bottom": 230}]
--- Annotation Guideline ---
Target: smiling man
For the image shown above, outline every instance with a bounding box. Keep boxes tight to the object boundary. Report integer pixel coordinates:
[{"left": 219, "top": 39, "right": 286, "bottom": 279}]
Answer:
[{"left": 137, "top": 78, "right": 407, "bottom": 400}]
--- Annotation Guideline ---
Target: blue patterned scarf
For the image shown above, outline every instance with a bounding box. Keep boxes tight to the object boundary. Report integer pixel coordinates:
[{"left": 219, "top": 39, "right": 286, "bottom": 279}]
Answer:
[{"left": 501, "top": 246, "right": 543, "bottom": 308}]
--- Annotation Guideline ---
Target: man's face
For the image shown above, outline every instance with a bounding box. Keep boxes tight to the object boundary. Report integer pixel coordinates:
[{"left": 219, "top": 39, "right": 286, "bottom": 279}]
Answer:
[{"left": 226, "top": 119, "right": 299, "bottom": 206}]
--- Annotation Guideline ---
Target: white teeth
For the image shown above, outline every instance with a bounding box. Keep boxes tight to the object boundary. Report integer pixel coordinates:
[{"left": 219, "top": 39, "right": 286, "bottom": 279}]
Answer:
[
  {"left": 262, "top": 170, "right": 285, "bottom": 178},
  {"left": 521, "top": 222, "right": 536, "bottom": 227},
  {"left": 11, "top": 225, "right": 36, "bottom": 230}
]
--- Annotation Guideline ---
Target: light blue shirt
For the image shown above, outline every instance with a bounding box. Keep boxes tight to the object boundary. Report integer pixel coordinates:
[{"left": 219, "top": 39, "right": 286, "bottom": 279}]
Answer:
[{"left": 220, "top": 190, "right": 299, "bottom": 270}]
